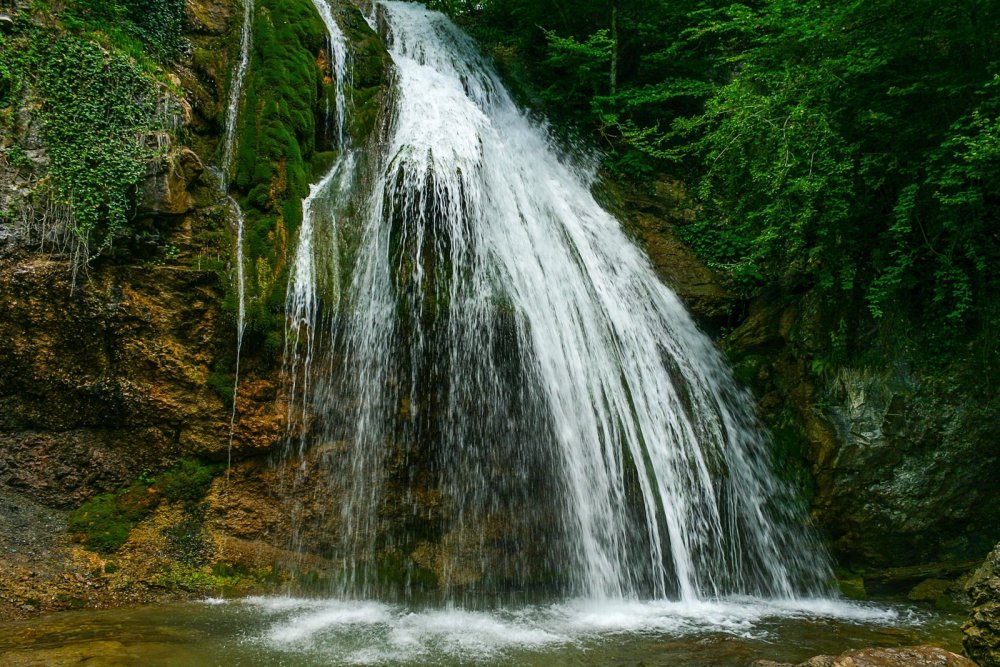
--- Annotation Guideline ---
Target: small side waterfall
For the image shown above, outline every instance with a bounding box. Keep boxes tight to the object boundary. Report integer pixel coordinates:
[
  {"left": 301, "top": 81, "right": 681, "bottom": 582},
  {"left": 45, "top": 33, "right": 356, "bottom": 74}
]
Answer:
[
  {"left": 221, "top": 0, "right": 254, "bottom": 183},
  {"left": 284, "top": 1, "right": 832, "bottom": 603},
  {"left": 284, "top": 0, "right": 354, "bottom": 457},
  {"left": 220, "top": 0, "right": 254, "bottom": 461}
]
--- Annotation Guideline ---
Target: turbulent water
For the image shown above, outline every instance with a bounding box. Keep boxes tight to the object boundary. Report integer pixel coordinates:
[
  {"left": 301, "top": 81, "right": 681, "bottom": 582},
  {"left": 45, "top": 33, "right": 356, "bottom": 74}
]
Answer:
[
  {"left": 283, "top": 0, "right": 832, "bottom": 602},
  {"left": 0, "top": 597, "right": 960, "bottom": 667}
]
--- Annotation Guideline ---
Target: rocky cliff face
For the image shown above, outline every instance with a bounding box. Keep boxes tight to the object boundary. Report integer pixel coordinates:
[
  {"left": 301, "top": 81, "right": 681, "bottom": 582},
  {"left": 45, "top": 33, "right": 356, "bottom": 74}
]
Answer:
[
  {"left": 0, "top": 0, "right": 329, "bottom": 617},
  {"left": 723, "top": 288, "right": 1000, "bottom": 591},
  {"left": 0, "top": 250, "right": 278, "bottom": 507}
]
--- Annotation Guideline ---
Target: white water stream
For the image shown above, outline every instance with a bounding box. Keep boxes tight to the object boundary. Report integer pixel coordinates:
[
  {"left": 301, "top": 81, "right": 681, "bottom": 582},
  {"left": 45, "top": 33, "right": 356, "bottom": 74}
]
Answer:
[
  {"left": 219, "top": 0, "right": 254, "bottom": 463},
  {"left": 283, "top": 0, "right": 832, "bottom": 603},
  {"left": 221, "top": 0, "right": 254, "bottom": 183},
  {"left": 285, "top": 0, "right": 354, "bottom": 455}
]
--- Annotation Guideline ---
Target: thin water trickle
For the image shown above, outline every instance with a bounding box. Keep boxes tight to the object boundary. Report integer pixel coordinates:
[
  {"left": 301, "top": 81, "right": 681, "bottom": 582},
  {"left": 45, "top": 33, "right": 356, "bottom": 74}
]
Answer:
[
  {"left": 221, "top": 0, "right": 254, "bottom": 184},
  {"left": 283, "top": 1, "right": 832, "bottom": 603},
  {"left": 225, "top": 195, "right": 247, "bottom": 472},
  {"left": 219, "top": 0, "right": 254, "bottom": 468}
]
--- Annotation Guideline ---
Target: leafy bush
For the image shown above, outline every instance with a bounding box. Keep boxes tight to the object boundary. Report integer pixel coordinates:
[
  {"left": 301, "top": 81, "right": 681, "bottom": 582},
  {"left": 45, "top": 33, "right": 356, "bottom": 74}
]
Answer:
[
  {"left": 69, "top": 0, "right": 186, "bottom": 61},
  {"left": 34, "top": 35, "right": 157, "bottom": 259}
]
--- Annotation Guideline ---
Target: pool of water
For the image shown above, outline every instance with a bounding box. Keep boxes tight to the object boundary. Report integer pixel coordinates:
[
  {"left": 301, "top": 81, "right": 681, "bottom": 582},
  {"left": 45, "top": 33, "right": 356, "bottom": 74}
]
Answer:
[{"left": 0, "top": 596, "right": 964, "bottom": 666}]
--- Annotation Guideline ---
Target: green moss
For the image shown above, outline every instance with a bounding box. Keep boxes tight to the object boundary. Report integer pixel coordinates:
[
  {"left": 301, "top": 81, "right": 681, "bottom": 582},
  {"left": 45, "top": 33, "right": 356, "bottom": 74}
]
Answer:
[
  {"left": 223, "top": 0, "right": 328, "bottom": 350},
  {"left": 155, "top": 459, "right": 217, "bottom": 505},
  {"left": 836, "top": 574, "right": 868, "bottom": 600},
  {"left": 347, "top": 84, "right": 382, "bottom": 143},
  {"left": 340, "top": 6, "right": 390, "bottom": 147},
  {"left": 310, "top": 149, "right": 339, "bottom": 176},
  {"left": 68, "top": 491, "right": 147, "bottom": 553},
  {"left": 67, "top": 459, "right": 220, "bottom": 554},
  {"left": 210, "top": 0, "right": 390, "bottom": 366},
  {"left": 207, "top": 369, "right": 235, "bottom": 407}
]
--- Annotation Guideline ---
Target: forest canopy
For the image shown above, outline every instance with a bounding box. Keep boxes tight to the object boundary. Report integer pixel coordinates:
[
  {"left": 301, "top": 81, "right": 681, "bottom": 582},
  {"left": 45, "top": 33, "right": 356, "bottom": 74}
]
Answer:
[{"left": 435, "top": 0, "right": 1000, "bottom": 347}]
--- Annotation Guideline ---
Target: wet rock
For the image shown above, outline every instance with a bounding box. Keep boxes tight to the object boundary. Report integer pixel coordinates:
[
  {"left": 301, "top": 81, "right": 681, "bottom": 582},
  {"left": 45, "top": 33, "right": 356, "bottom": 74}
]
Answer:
[
  {"left": 640, "top": 215, "right": 733, "bottom": 319},
  {"left": 136, "top": 147, "right": 208, "bottom": 217},
  {"left": 619, "top": 177, "right": 735, "bottom": 324},
  {"left": 817, "top": 365, "right": 1000, "bottom": 570},
  {"left": 837, "top": 575, "right": 867, "bottom": 600},
  {"left": 753, "top": 645, "right": 976, "bottom": 667},
  {"left": 909, "top": 578, "right": 955, "bottom": 603},
  {"left": 723, "top": 284, "right": 1000, "bottom": 571},
  {"left": 964, "top": 542, "right": 1000, "bottom": 666}
]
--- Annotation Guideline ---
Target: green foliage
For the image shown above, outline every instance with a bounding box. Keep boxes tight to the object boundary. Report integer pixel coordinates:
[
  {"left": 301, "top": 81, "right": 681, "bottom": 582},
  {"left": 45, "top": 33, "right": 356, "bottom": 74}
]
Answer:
[
  {"left": 4, "top": 144, "right": 31, "bottom": 171},
  {"left": 540, "top": 29, "right": 613, "bottom": 110},
  {"left": 676, "top": 0, "right": 1000, "bottom": 342},
  {"left": 446, "top": 0, "right": 1000, "bottom": 353},
  {"left": 67, "top": 460, "right": 219, "bottom": 554},
  {"left": 36, "top": 35, "right": 156, "bottom": 257},
  {"left": 66, "top": 0, "right": 186, "bottom": 61},
  {"left": 0, "top": 17, "right": 161, "bottom": 264}
]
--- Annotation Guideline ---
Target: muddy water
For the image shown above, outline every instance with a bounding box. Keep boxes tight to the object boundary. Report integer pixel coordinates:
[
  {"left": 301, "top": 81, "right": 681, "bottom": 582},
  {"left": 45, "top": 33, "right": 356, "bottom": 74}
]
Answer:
[{"left": 0, "top": 596, "right": 964, "bottom": 666}]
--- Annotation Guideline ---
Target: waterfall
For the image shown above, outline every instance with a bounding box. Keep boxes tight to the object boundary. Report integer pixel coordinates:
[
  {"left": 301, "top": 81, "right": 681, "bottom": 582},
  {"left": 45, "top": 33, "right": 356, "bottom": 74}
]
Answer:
[
  {"left": 286, "top": 1, "right": 831, "bottom": 602},
  {"left": 219, "top": 0, "right": 253, "bottom": 464},
  {"left": 284, "top": 0, "right": 354, "bottom": 458},
  {"left": 221, "top": 0, "right": 254, "bottom": 183}
]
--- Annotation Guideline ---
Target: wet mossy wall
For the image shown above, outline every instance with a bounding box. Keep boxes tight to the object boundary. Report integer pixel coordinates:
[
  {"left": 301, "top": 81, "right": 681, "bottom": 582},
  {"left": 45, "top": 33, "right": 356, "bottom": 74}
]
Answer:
[
  {"left": 225, "top": 0, "right": 389, "bottom": 359},
  {"left": 229, "top": 0, "right": 327, "bottom": 357}
]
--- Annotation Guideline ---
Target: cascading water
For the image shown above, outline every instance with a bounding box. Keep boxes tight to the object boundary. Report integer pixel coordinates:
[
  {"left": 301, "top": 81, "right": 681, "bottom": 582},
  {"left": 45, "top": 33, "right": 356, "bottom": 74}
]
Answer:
[
  {"left": 284, "top": 0, "right": 353, "bottom": 457},
  {"left": 285, "top": 0, "right": 832, "bottom": 603},
  {"left": 219, "top": 0, "right": 254, "bottom": 464},
  {"left": 221, "top": 0, "right": 254, "bottom": 183}
]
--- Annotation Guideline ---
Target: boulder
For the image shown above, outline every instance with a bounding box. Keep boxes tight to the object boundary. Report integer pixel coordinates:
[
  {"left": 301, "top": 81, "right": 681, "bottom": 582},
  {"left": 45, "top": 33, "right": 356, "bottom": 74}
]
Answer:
[
  {"left": 136, "top": 147, "right": 209, "bottom": 218},
  {"left": 964, "top": 542, "right": 1000, "bottom": 666}
]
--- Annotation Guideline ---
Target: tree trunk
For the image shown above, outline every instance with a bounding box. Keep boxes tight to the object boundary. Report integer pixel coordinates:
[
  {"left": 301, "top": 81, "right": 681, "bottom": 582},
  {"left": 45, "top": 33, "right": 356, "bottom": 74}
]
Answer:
[{"left": 610, "top": 1, "right": 619, "bottom": 96}]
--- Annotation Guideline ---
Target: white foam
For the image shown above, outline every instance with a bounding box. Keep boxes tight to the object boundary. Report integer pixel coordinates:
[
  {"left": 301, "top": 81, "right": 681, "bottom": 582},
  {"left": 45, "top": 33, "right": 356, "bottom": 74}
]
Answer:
[
  {"left": 242, "top": 596, "right": 918, "bottom": 664},
  {"left": 264, "top": 600, "right": 393, "bottom": 645},
  {"left": 201, "top": 597, "right": 228, "bottom": 606}
]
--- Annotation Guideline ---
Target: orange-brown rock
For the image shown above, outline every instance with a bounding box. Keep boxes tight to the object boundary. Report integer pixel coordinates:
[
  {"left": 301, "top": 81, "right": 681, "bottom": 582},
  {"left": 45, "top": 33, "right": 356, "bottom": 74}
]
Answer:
[
  {"left": 0, "top": 254, "right": 283, "bottom": 508},
  {"left": 753, "top": 645, "right": 976, "bottom": 667}
]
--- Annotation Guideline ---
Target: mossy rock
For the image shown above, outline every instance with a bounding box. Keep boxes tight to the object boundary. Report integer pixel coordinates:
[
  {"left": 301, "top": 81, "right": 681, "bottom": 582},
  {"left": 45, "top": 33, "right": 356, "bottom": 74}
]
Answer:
[
  {"left": 836, "top": 573, "right": 867, "bottom": 600},
  {"left": 67, "top": 460, "right": 220, "bottom": 554}
]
